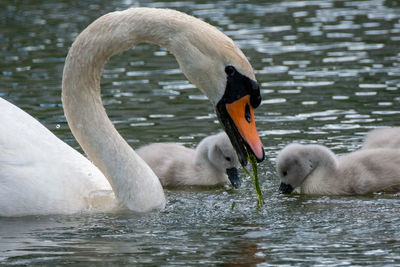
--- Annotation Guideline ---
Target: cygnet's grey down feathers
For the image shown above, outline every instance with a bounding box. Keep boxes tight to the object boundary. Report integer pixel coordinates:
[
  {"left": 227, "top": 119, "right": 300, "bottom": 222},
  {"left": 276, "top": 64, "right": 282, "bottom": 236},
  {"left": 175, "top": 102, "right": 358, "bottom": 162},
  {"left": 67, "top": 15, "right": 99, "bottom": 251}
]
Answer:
[
  {"left": 137, "top": 132, "right": 240, "bottom": 187},
  {"left": 362, "top": 127, "right": 400, "bottom": 150},
  {"left": 276, "top": 143, "right": 400, "bottom": 195}
]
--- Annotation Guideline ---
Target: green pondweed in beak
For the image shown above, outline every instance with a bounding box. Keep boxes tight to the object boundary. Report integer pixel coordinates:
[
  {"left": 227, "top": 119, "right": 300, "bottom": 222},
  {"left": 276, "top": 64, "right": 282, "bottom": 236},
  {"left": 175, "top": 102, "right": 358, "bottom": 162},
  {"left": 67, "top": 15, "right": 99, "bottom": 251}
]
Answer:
[{"left": 241, "top": 153, "right": 263, "bottom": 209}]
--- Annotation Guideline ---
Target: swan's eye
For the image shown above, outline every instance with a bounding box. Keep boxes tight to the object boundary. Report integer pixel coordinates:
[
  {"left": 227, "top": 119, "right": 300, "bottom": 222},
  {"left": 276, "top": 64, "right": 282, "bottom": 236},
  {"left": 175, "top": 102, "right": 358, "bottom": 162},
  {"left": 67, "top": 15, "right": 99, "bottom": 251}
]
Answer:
[
  {"left": 225, "top": 156, "right": 231, "bottom": 162},
  {"left": 225, "top": 66, "right": 236, "bottom": 76},
  {"left": 282, "top": 171, "right": 288, "bottom": 177}
]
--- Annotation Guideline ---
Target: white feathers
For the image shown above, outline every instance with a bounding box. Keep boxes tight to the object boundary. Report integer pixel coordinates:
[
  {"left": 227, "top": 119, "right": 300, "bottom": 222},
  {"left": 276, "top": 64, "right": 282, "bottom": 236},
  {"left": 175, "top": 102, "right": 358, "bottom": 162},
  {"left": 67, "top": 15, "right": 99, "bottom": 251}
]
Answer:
[{"left": 0, "top": 98, "right": 113, "bottom": 216}]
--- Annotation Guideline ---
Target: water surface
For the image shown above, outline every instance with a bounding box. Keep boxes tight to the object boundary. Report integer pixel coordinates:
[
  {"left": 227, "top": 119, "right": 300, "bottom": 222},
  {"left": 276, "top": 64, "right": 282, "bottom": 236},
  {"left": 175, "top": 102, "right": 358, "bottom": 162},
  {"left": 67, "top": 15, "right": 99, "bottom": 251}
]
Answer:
[{"left": 1, "top": 0, "right": 400, "bottom": 265}]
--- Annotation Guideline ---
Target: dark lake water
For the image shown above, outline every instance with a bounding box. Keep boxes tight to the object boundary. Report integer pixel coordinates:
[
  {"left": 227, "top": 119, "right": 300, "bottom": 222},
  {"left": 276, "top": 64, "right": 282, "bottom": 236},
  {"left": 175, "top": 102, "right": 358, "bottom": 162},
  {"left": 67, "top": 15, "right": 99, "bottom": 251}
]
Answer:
[{"left": 1, "top": 0, "right": 400, "bottom": 265}]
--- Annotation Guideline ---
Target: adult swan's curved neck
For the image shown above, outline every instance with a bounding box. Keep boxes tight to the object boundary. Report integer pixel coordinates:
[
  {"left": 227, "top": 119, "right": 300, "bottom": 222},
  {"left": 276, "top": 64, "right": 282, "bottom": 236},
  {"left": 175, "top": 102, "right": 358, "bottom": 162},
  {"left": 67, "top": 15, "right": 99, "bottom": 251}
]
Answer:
[{"left": 61, "top": 9, "right": 184, "bottom": 212}]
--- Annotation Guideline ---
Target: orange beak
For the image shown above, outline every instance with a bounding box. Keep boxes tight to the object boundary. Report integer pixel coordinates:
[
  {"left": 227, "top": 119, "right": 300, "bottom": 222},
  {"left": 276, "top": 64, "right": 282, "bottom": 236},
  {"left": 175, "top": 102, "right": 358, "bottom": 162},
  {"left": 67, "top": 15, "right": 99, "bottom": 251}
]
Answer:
[{"left": 226, "top": 95, "right": 264, "bottom": 162}]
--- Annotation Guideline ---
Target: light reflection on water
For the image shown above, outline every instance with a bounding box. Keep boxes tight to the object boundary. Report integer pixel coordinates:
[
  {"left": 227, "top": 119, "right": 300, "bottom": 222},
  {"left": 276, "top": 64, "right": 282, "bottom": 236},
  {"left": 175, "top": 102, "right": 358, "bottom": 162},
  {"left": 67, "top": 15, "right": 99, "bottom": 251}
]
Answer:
[{"left": 1, "top": 0, "right": 400, "bottom": 265}]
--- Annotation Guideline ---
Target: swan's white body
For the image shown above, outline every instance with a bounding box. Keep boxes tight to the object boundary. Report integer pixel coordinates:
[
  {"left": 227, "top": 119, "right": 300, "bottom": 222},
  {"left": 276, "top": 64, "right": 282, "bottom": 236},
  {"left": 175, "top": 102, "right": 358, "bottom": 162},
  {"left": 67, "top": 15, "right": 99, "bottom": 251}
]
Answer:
[
  {"left": 0, "top": 97, "right": 113, "bottom": 216},
  {"left": 137, "top": 132, "right": 239, "bottom": 187},
  {"left": 362, "top": 127, "right": 400, "bottom": 150},
  {"left": 0, "top": 8, "right": 262, "bottom": 216},
  {"left": 276, "top": 143, "right": 400, "bottom": 195}
]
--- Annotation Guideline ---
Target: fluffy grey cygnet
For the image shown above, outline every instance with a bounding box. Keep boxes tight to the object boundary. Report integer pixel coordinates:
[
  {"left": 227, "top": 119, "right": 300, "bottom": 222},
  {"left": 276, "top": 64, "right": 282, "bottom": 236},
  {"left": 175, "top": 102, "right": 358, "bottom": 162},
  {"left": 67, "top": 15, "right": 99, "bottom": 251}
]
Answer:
[
  {"left": 362, "top": 127, "right": 400, "bottom": 149},
  {"left": 276, "top": 143, "right": 400, "bottom": 195},
  {"left": 137, "top": 132, "right": 241, "bottom": 188}
]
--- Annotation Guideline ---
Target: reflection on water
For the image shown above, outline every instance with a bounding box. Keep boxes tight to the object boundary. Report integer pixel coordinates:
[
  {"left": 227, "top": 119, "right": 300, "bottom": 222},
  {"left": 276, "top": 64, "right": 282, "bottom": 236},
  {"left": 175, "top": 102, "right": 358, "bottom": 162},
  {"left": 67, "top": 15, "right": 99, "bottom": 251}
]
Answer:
[{"left": 1, "top": 0, "right": 400, "bottom": 265}]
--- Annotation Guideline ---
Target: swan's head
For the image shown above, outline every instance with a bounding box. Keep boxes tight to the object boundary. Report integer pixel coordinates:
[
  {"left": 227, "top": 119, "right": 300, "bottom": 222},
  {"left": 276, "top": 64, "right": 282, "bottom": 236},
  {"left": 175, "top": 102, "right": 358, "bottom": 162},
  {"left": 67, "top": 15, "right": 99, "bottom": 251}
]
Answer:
[
  {"left": 169, "top": 15, "right": 264, "bottom": 166},
  {"left": 207, "top": 132, "right": 241, "bottom": 188},
  {"left": 276, "top": 144, "right": 315, "bottom": 194}
]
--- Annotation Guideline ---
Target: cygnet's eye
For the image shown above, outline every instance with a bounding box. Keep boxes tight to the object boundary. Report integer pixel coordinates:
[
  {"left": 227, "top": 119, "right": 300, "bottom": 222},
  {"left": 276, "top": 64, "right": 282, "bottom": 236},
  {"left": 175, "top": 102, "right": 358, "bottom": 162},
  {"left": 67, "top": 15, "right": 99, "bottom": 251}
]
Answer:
[
  {"left": 282, "top": 171, "right": 288, "bottom": 177},
  {"left": 225, "top": 65, "right": 236, "bottom": 76},
  {"left": 225, "top": 156, "right": 231, "bottom": 162}
]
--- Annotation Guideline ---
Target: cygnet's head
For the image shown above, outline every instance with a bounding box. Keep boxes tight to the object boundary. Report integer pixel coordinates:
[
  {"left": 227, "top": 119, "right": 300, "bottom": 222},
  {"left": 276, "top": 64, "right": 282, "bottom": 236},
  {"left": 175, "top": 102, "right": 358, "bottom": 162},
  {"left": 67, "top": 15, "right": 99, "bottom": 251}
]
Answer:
[
  {"left": 276, "top": 143, "right": 315, "bottom": 194},
  {"left": 200, "top": 132, "right": 241, "bottom": 188}
]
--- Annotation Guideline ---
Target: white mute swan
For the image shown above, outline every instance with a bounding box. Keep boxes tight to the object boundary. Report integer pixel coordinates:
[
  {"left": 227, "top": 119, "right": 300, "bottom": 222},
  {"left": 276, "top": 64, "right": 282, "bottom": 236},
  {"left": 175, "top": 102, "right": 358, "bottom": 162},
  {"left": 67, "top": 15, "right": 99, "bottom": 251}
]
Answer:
[
  {"left": 276, "top": 143, "right": 400, "bottom": 195},
  {"left": 362, "top": 127, "right": 400, "bottom": 150},
  {"left": 137, "top": 132, "right": 241, "bottom": 188},
  {"left": 0, "top": 8, "right": 264, "bottom": 216}
]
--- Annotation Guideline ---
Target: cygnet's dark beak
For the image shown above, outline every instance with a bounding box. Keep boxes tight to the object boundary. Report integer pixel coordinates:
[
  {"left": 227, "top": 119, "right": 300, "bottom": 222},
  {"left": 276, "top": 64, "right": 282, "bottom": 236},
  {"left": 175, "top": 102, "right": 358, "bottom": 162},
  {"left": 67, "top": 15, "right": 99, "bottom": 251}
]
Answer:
[
  {"left": 279, "top": 182, "right": 294, "bottom": 194},
  {"left": 226, "top": 167, "right": 241, "bottom": 188}
]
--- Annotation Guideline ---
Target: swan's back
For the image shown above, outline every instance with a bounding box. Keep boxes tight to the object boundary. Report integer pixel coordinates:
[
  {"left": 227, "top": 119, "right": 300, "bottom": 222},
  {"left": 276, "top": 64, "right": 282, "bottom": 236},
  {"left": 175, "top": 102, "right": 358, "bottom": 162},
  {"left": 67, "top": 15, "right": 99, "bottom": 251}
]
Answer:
[
  {"left": 337, "top": 148, "right": 400, "bottom": 194},
  {"left": 362, "top": 127, "right": 400, "bottom": 150},
  {"left": 136, "top": 143, "right": 197, "bottom": 186},
  {"left": 0, "top": 98, "right": 111, "bottom": 216},
  {"left": 137, "top": 139, "right": 231, "bottom": 187}
]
